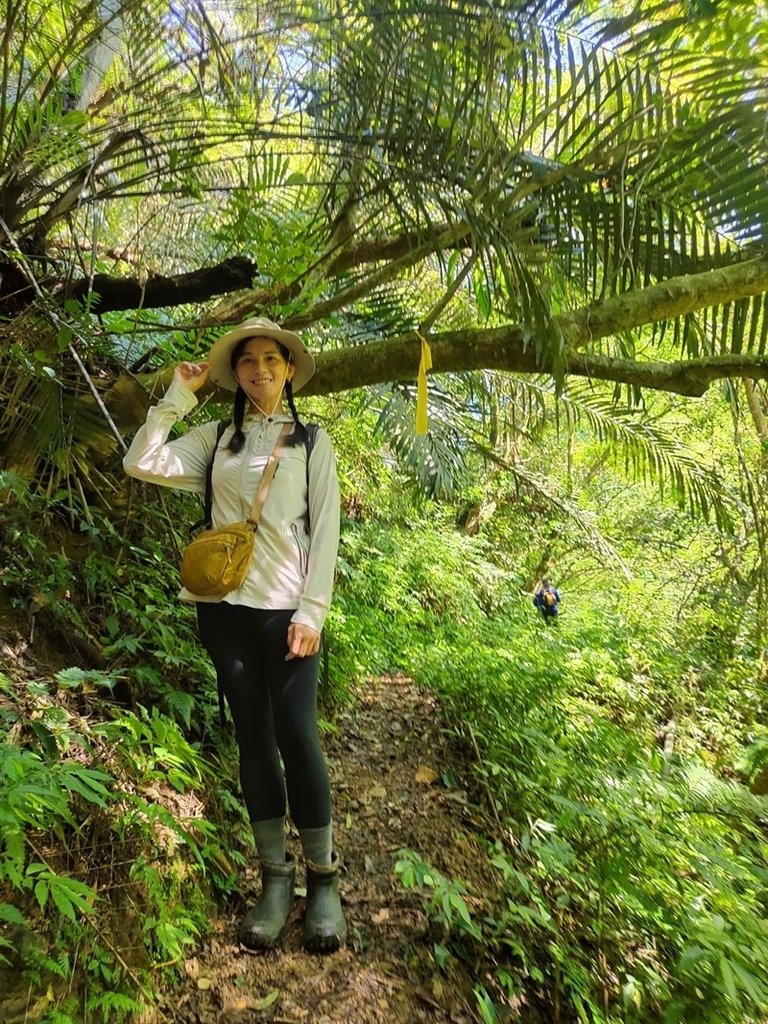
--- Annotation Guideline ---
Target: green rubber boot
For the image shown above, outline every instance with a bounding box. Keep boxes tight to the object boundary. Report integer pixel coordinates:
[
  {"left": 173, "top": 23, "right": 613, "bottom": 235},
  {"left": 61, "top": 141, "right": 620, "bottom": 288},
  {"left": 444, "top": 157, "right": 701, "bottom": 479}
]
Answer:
[
  {"left": 303, "top": 852, "right": 347, "bottom": 953},
  {"left": 239, "top": 854, "right": 296, "bottom": 950}
]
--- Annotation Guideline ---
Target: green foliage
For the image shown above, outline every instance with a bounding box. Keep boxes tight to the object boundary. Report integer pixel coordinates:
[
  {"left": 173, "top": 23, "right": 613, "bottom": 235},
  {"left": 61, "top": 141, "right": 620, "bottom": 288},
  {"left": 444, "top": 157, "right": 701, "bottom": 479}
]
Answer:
[
  {"left": 321, "top": 417, "right": 768, "bottom": 1023},
  {"left": 395, "top": 849, "right": 483, "bottom": 943},
  {"left": 0, "top": 444, "right": 280, "bottom": 1021},
  {"left": 0, "top": 470, "right": 219, "bottom": 727},
  {"left": 3, "top": 5, "right": 768, "bottom": 1021},
  {"left": 330, "top": 515, "right": 506, "bottom": 683},
  {"left": 0, "top": 682, "right": 233, "bottom": 1020},
  {"left": 382, "top": 592, "right": 768, "bottom": 1022},
  {"left": 735, "top": 731, "right": 768, "bottom": 786},
  {"left": 5, "top": 328, "right": 768, "bottom": 1023}
]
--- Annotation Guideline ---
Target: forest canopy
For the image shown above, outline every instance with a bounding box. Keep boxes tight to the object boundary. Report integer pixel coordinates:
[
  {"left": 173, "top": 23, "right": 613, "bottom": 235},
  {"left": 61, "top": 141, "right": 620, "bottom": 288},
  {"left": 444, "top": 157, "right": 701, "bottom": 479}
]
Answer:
[{"left": 2, "top": 0, "right": 768, "bottom": 429}]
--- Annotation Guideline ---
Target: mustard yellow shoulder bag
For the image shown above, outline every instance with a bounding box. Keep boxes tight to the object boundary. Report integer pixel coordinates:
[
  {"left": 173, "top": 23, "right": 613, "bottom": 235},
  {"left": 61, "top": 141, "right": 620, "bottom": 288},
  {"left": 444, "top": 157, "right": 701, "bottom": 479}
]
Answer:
[{"left": 180, "top": 424, "right": 292, "bottom": 598}]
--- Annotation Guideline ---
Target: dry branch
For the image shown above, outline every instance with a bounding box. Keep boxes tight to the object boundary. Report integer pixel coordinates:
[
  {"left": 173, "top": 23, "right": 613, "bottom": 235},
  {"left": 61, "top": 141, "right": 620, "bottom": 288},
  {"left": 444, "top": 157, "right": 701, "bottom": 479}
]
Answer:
[{"left": 67, "top": 256, "right": 258, "bottom": 312}]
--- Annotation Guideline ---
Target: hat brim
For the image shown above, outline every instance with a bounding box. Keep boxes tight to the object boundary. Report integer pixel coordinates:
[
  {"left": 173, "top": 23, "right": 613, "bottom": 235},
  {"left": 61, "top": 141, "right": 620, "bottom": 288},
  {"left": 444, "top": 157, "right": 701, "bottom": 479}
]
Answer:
[{"left": 207, "top": 324, "right": 315, "bottom": 393}]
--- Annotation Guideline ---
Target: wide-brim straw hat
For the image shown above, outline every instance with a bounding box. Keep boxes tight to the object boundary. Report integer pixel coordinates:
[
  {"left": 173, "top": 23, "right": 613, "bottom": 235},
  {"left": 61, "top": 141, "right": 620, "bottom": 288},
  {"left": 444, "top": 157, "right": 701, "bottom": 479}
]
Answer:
[{"left": 207, "top": 316, "right": 316, "bottom": 393}]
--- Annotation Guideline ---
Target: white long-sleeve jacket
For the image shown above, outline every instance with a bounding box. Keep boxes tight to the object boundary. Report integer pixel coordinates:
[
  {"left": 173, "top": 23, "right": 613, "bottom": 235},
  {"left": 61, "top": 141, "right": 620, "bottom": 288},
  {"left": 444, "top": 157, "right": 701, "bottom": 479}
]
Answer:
[{"left": 123, "top": 379, "right": 340, "bottom": 634}]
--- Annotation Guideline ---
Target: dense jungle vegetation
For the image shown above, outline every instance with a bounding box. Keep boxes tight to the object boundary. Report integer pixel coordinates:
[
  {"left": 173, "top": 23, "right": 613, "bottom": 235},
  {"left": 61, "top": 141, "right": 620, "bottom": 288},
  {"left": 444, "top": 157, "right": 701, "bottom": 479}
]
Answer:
[{"left": 1, "top": 0, "right": 768, "bottom": 1021}]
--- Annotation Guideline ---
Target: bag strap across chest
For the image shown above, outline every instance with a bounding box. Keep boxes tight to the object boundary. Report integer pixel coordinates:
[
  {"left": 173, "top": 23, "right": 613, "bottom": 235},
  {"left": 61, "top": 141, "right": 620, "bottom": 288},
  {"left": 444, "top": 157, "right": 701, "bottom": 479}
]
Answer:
[{"left": 246, "top": 424, "right": 292, "bottom": 527}]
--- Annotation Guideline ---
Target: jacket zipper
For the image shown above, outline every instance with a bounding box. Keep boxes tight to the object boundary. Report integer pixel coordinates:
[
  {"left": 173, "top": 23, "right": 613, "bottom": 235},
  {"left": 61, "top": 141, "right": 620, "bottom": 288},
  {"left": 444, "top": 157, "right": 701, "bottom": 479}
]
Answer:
[{"left": 290, "top": 522, "right": 309, "bottom": 576}]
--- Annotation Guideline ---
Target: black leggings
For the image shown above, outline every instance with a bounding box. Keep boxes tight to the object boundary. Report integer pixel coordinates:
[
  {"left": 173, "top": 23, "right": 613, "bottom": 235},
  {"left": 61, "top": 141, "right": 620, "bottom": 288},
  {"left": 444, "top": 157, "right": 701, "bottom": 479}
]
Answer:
[{"left": 197, "top": 603, "right": 331, "bottom": 828}]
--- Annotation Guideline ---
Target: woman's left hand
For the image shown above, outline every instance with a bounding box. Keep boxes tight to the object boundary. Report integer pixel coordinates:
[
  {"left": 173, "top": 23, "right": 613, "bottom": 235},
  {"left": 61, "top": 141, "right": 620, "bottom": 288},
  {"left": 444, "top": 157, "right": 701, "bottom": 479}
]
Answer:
[{"left": 286, "top": 623, "right": 321, "bottom": 660}]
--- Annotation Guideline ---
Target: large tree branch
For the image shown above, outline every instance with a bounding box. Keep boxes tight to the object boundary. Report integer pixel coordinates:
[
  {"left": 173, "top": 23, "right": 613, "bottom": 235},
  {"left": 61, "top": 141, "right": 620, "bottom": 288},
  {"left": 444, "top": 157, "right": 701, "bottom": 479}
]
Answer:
[
  {"left": 298, "top": 256, "right": 768, "bottom": 397},
  {"left": 299, "top": 329, "right": 768, "bottom": 398},
  {"left": 560, "top": 256, "right": 768, "bottom": 349},
  {"left": 67, "top": 256, "right": 257, "bottom": 312},
  {"left": 2, "top": 227, "right": 458, "bottom": 321},
  {"left": 205, "top": 224, "right": 466, "bottom": 326},
  {"left": 108, "top": 255, "right": 768, "bottom": 429}
]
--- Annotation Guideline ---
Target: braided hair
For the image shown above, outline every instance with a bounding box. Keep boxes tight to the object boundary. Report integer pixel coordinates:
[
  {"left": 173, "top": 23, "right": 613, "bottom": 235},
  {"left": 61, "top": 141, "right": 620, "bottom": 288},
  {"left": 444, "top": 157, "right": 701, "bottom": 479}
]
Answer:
[
  {"left": 284, "top": 379, "right": 308, "bottom": 446},
  {"left": 227, "top": 386, "right": 248, "bottom": 453},
  {"left": 226, "top": 338, "right": 306, "bottom": 453}
]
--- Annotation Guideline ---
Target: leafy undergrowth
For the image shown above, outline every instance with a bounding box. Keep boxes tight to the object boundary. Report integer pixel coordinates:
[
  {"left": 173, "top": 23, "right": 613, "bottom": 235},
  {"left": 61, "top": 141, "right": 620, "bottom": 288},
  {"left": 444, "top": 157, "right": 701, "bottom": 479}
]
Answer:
[
  {"left": 3, "top": 477, "right": 768, "bottom": 1024},
  {"left": 0, "top": 622, "right": 495, "bottom": 1024},
  {"left": 0, "top": 626, "right": 241, "bottom": 1024},
  {"left": 328, "top": 521, "right": 768, "bottom": 1024},
  {"left": 410, "top": 619, "right": 768, "bottom": 1024}
]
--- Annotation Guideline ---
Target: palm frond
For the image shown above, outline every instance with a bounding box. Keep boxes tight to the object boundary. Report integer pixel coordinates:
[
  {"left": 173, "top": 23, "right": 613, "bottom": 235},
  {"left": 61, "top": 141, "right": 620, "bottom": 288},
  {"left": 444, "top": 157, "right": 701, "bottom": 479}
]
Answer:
[
  {"left": 0, "top": 315, "right": 117, "bottom": 492},
  {"left": 430, "top": 369, "right": 738, "bottom": 530},
  {"left": 678, "top": 762, "right": 768, "bottom": 827},
  {"left": 5, "top": 0, "right": 768, "bottom": 391},
  {"left": 373, "top": 384, "right": 469, "bottom": 500},
  {"left": 302, "top": 1, "right": 768, "bottom": 357},
  {"left": 551, "top": 381, "right": 739, "bottom": 529}
]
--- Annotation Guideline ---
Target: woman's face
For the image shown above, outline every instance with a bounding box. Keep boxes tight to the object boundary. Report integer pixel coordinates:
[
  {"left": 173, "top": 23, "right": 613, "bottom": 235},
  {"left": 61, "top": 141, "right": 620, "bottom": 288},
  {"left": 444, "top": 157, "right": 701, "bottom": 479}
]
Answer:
[{"left": 234, "top": 337, "right": 295, "bottom": 414}]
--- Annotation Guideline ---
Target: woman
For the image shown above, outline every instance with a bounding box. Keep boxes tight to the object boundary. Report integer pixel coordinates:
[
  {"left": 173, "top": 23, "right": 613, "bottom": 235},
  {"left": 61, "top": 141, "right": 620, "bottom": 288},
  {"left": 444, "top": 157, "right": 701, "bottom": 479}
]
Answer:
[{"left": 123, "top": 316, "right": 345, "bottom": 953}]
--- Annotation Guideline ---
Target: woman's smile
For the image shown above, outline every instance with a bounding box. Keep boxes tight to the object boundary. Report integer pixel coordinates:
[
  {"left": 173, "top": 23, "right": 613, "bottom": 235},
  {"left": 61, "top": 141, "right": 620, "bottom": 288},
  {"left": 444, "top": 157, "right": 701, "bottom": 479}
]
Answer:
[{"left": 234, "top": 337, "right": 295, "bottom": 414}]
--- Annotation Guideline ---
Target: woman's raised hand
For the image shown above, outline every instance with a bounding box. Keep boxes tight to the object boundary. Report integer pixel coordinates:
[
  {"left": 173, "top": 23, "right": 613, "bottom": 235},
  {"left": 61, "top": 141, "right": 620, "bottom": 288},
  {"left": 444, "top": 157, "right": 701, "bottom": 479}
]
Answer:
[{"left": 174, "top": 361, "right": 211, "bottom": 393}]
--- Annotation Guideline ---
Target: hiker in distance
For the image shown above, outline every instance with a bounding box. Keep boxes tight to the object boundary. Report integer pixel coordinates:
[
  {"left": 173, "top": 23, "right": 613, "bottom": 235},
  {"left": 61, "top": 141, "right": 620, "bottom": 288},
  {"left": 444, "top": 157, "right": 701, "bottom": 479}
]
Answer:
[
  {"left": 123, "top": 316, "right": 345, "bottom": 953},
  {"left": 533, "top": 577, "right": 561, "bottom": 623}
]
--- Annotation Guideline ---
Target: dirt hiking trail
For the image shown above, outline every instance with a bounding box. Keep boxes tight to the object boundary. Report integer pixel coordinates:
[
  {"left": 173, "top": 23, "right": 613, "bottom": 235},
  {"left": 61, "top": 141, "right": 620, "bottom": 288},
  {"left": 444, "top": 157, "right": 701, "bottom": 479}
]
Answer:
[{"left": 164, "top": 674, "right": 490, "bottom": 1024}]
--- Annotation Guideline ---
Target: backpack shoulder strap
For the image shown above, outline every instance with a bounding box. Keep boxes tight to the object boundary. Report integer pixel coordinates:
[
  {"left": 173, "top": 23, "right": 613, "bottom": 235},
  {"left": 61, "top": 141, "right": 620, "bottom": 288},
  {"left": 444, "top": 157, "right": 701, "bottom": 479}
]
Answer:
[
  {"left": 304, "top": 423, "right": 320, "bottom": 533},
  {"left": 306, "top": 423, "right": 320, "bottom": 459},
  {"left": 200, "top": 419, "right": 230, "bottom": 530}
]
